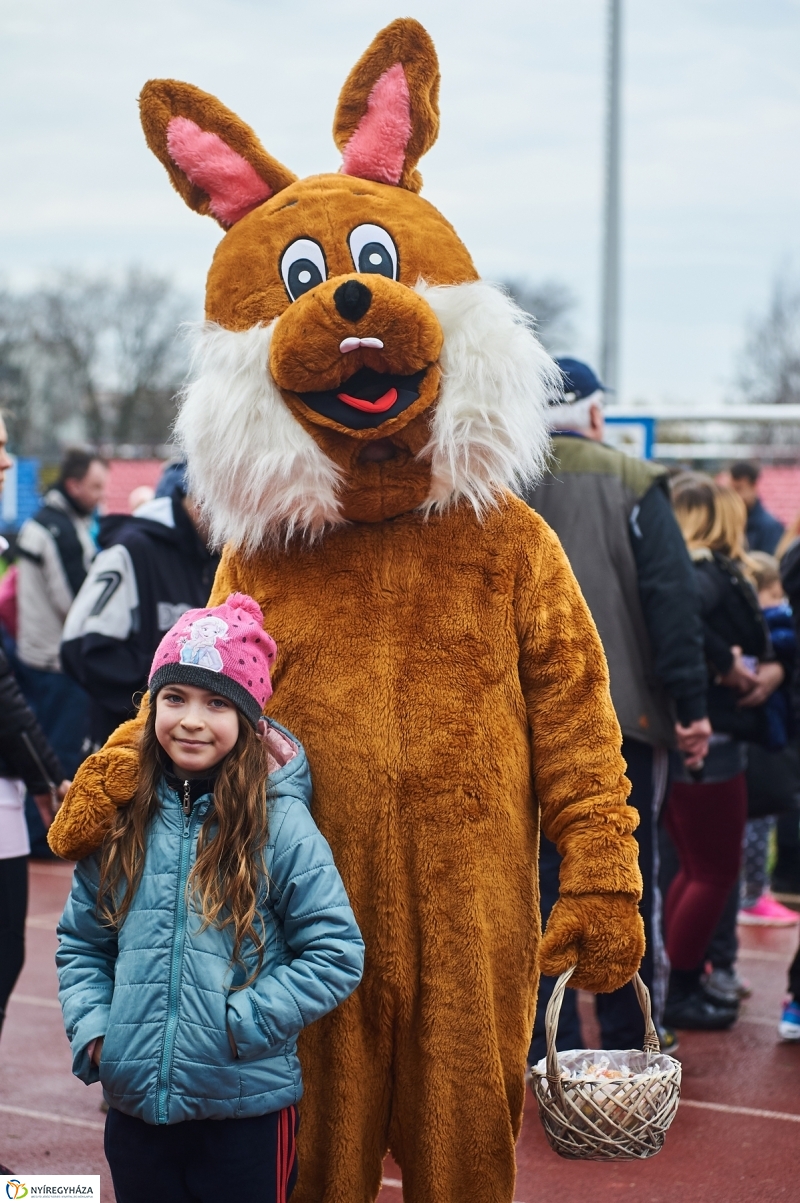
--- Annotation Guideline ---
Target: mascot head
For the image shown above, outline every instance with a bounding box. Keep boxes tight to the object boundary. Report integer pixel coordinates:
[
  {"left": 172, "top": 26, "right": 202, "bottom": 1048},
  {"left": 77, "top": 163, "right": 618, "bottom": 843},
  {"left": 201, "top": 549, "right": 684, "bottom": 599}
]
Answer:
[{"left": 141, "top": 19, "right": 559, "bottom": 550}]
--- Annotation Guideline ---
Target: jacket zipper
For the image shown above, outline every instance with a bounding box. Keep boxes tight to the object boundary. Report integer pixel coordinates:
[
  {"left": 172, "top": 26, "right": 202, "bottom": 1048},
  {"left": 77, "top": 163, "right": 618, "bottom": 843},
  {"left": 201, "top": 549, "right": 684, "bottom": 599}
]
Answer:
[{"left": 155, "top": 781, "right": 195, "bottom": 1124}]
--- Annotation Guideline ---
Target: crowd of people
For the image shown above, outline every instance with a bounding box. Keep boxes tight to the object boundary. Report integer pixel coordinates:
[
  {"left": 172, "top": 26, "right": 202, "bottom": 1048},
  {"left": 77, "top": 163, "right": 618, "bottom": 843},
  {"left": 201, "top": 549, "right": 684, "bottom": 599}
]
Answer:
[
  {"left": 0, "top": 359, "right": 799, "bottom": 1191},
  {"left": 524, "top": 362, "right": 800, "bottom": 1051}
]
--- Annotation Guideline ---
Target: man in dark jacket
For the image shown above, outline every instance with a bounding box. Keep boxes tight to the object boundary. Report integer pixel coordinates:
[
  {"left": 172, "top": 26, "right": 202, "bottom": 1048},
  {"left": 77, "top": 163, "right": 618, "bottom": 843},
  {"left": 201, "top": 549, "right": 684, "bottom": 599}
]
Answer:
[
  {"left": 523, "top": 358, "right": 712, "bottom": 1053},
  {"left": 61, "top": 465, "right": 219, "bottom": 746},
  {"left": 730, "top": 460, "right": 784, "bottom": 554}
]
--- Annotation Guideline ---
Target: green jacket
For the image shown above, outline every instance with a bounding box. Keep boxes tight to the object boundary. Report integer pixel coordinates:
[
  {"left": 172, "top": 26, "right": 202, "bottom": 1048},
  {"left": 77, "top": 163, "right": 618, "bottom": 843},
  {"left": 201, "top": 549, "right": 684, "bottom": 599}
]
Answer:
[{"left": 523, "top": 435, "right": 706, "bottom": 747}]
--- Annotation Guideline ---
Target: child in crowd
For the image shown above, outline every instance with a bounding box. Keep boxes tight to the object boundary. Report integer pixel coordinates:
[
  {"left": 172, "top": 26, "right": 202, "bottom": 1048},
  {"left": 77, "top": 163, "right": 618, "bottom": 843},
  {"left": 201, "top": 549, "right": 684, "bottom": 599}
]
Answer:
[
  {"left": 56, "top": 594, "right": 364, "bottom": 1203},
  {"left": 738, "top": 553, "right": 799, "bottom": 928}
]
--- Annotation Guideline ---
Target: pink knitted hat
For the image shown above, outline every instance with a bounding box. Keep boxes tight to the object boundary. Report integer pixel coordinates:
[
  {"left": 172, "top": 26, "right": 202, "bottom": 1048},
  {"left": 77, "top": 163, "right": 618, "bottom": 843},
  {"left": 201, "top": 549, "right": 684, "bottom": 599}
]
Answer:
[{"left": 149, "top": 593, "right": 277, "bottom": 727}]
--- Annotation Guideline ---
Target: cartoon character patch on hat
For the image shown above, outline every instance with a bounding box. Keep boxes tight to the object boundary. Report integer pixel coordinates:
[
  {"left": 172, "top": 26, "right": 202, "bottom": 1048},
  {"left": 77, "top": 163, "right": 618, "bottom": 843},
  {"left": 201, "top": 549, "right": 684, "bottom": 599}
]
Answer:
[{"left": 178, "top": 615, "right": 228, "bottom": 672}]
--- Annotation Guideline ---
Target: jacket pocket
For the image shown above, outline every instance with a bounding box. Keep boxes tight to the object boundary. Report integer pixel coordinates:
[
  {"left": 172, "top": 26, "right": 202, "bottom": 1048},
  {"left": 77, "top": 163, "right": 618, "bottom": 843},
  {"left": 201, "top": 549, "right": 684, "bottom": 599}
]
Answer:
[{"left": 99, "top": 982, "right": 165, "bottom": 1101}]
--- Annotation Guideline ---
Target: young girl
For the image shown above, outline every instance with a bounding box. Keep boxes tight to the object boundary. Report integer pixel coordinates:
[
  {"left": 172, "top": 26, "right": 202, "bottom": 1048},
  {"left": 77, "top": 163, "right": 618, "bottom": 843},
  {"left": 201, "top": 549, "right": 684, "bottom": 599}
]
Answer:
[{"left": 56, "top": 593, "right": 364, "bottom": 1203}]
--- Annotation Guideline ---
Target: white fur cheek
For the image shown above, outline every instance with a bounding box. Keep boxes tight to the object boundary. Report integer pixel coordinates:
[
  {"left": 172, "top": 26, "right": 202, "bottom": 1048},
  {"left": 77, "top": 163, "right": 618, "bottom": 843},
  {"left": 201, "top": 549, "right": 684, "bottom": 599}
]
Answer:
[
  {"left": 415, "top": 280, "right": 561, "bottom": 515},
  {"left": 174, "top": 322, "right": 344, "bottom": 552}
]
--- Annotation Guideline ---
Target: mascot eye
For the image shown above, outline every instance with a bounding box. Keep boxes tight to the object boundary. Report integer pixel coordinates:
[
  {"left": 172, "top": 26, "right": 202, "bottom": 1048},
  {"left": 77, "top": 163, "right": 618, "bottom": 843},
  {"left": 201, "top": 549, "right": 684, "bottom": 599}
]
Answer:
[
  {"left": 280, "top": 238, "right": 328, "bottom": 301},
  {"left": 348, "top": 224, "right": 398, "bottom": 280}
]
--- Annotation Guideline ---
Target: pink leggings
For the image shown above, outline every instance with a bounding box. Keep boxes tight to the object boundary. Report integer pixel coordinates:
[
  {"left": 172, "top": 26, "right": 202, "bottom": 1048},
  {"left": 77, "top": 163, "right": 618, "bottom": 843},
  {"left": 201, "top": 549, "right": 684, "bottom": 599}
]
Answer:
[{"left": 663, "top": 774, "right": 748, "bottom": 971}]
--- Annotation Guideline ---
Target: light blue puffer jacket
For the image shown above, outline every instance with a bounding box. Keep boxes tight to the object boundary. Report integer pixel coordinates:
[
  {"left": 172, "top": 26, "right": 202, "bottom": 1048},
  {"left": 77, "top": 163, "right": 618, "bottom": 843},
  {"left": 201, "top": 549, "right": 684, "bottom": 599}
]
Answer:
[{"left": 56, "top": 723, "right": 364, "bottom": 1124}]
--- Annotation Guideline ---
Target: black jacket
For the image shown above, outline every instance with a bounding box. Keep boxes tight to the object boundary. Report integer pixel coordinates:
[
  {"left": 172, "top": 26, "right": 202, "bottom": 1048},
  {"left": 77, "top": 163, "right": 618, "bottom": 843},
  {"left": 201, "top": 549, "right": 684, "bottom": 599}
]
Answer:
[
  {"left": 746, "top": 499, "right": 784, "bottom": 555},
  {"left": 693, "top": 550, "right": 771, "bottom": 739},
  {"left": 60, "top": 490, "right": 219, "bottom": 744},
  {"left": 0, "top": 642, "right": 64, "bottom": 791},
  {"left": 780, "top": 538, "right": 800, "bottom": 727}
]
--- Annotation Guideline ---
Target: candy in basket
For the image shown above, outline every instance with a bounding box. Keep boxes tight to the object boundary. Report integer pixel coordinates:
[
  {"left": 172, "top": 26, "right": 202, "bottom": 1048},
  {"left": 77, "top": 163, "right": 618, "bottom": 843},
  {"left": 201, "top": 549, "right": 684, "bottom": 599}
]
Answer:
[{"left": 529, "top": 966, "right": 681, "bottom": 1161}]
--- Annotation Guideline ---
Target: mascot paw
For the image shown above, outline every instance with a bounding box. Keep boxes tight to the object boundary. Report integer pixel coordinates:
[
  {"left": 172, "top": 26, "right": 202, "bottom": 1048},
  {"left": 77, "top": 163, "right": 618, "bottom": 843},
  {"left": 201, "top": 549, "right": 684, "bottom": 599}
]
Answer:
[
  {"left": 94, "top": 745, "right": 140, "bottom": 804},
  {"left": 538, "top": 894, "right": 644, "bottom": 993}
]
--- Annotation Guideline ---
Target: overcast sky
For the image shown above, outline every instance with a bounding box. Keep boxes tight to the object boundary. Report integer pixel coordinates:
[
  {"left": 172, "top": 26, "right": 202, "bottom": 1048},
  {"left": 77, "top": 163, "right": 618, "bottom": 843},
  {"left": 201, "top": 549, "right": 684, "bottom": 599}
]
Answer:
[{"left": 3, "top": 0, "right": 800, "bottom": 404}]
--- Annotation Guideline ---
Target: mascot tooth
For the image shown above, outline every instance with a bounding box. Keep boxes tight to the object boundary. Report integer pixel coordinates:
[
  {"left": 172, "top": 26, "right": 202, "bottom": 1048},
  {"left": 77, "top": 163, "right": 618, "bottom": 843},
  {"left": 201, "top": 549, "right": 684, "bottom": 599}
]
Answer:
[{"left": 51, "top": 18, "right": 645, "bottom": 1203}]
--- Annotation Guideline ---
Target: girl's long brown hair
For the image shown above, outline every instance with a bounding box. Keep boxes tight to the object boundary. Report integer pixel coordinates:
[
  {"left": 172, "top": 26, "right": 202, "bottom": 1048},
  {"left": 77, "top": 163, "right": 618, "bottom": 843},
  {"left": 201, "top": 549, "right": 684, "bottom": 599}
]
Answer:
[{"left": 98, "top": 704, "right": 272, "bottom": 987}]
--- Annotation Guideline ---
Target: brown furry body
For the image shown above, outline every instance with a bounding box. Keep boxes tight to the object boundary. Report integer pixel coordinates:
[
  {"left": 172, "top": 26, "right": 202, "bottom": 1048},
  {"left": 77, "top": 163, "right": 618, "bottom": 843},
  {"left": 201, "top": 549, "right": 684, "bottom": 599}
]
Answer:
[
  {"left": 52, "top": 497, "right": 642, "bottom": 1201},
  {"left": 49, "top": 20, "right": 645, "bottom": 1201}
]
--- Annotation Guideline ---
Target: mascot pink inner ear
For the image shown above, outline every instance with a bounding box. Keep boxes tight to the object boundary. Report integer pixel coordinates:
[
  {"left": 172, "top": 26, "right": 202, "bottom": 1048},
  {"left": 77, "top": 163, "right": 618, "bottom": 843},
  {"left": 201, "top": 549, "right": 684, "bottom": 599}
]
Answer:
[
  {"left": 166, "top": 116, "right": 272, "bottom": 226},
  {"left": 341, "top": 63, "right": 412, "bottom": 186}
]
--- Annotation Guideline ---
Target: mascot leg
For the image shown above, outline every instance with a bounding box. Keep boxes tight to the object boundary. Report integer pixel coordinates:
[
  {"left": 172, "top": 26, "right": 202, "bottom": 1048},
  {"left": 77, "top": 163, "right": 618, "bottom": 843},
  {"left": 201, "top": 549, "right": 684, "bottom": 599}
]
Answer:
[
  {"left": 293, "top": 964, "right": 531, "bottom": 1203},
  {"left": 292, "top": 986, "right": 393, "bottom": 1203},
  {"left": 387, "top": 985, "right": 529, "bottom": 1203}
]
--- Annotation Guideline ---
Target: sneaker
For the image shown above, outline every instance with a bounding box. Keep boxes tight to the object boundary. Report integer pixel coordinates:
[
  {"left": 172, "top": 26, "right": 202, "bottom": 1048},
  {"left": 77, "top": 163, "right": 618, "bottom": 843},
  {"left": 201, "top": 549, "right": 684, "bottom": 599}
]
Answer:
[
  {"left": 663, "top": 991, "right": 738, "bottom": 1031},
  {"left": 778, "top": 999, "right": 800, "bottom": 1041},
  {"left": 703, "top": 967, "right": 752, "bottom": 1004},
  {"left": 658, "top": 1025, "right": 680, "bottom": 1055},
  {"left": 738, "top": 894, "right": 800, "bottom": 927}
]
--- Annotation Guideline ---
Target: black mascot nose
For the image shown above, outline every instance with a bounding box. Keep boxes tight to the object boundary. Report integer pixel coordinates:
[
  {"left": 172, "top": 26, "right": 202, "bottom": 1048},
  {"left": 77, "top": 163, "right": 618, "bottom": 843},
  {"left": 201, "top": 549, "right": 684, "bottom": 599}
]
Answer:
[{"left": 334, "top": 280, "right": 372, "bottom": 322}]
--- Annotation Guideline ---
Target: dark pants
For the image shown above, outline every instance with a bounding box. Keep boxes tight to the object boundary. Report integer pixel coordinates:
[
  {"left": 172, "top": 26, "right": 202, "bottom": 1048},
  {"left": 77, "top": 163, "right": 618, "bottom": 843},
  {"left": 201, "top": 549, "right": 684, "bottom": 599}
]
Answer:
[
  {"left": 529, "top": 738, "right": 668, "bottom": 1063},
  {"left": 707, "top": 878, "right": 740, "bottom": 972},
  {"left": 105, "top": 1106, "right": 298, "bottom": 1203},
  {"left": 773, "top": 810, "right": 800, "bottom": 893},
  {"left": 789, "top": 941, "right": 800, "bottom": 1001},
  {"left": 0, "top": 856, "right": 27, "bottom": 1037},
  {"left": 14, "top": 661, "right": 90, "bottom": 858}
]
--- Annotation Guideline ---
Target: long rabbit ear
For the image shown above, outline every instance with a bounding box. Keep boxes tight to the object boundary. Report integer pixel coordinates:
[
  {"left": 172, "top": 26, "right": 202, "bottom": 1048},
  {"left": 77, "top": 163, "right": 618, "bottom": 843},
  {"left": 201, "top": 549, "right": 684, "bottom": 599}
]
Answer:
[
  {"left": 334, "top": 19, "right": 440, "bottom": 194},
  {"left": 140, "top": 80, "right": 297, "bottom": 228}
]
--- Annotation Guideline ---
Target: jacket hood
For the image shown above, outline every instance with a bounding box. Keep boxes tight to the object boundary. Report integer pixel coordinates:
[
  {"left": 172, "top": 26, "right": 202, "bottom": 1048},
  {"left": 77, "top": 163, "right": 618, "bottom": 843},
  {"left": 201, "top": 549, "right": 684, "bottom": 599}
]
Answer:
[{"left": 98, "top": 490, "right": 211, "bottom": 563}]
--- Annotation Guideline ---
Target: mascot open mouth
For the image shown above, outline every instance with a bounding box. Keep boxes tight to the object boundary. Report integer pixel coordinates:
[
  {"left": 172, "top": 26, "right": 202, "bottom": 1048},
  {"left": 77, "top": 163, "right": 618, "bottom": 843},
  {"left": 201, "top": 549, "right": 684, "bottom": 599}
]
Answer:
[{"left": 297, "top": 367, "right": 427, "bottom": 431}]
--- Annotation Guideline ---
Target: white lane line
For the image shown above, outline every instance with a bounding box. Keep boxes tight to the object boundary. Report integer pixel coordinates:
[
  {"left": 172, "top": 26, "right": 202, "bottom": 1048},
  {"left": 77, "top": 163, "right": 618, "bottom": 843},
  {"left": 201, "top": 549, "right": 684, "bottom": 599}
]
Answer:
[
  {"left": 738, "top": 949, "right": 795, "bottom": 963},
  {"left": 0, "top": 1103, "right": 105, "bottom": 1132},
  {"left": 26, "top": 912, "right": 63, "bottom": 930},
  {"left": 738, "top": 1014, "right": 782, "bottom": 1027},
  {"left": 682, "top": 1098, "right": 800, "bottom": 1124},
  {"left": 9, "top": 993, "right": 61, "bottom": 1010},
  {"left": 381, "top": 1179, "right": 526, "bottom": 1201}
]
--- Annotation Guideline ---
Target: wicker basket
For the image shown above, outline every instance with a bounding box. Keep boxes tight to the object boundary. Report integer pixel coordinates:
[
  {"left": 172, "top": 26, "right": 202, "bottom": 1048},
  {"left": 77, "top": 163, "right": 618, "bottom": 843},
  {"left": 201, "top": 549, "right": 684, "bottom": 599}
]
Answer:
[{"left": 529, "top": 966, "right": 681, "bottom": 1161}]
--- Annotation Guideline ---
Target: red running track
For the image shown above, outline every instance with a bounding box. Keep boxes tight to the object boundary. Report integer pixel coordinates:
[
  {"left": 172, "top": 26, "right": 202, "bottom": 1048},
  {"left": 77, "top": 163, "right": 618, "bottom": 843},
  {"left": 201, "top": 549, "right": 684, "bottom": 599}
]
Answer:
[{"left": 1, "top": 860, "right": 799, "bottom": 1202}]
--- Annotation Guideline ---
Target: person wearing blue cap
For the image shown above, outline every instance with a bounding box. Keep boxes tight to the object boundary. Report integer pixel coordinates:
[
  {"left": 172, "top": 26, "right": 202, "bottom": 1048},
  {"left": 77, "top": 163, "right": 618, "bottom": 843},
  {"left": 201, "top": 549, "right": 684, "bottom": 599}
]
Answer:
[
  {"left": 60, "top": 462, "right": 219, "bottom": 747},
  {"left": 523, "top": 358, "right": 721, "bottom": 1046}
]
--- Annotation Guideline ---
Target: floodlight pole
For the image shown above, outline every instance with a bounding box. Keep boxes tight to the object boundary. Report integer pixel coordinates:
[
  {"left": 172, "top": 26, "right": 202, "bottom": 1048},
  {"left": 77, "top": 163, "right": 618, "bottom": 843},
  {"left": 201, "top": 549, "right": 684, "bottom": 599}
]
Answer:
[{"left": 600, "top": 0, "right": 622, "bottom": 396}]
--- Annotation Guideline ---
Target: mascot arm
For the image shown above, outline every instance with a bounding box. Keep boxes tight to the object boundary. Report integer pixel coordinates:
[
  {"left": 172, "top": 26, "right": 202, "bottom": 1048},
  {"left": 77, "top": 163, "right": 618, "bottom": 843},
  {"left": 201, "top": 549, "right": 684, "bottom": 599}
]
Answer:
[
  {"left": 49, "top": 549, "right": 245, "bottom": 861},
  {"left": 516, "top": 523, "right": 644, "bottom": 993}
]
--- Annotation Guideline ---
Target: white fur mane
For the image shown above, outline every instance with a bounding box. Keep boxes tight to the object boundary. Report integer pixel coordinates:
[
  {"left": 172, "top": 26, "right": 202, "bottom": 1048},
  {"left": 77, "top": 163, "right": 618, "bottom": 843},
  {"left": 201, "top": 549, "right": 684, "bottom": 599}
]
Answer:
[
  {"left": 175, "top": 281, "right": 560, "bottom": 551},
  {"left": 175, "top": 322, "right": 344, "bottom": 553},
  {"left": 417, "top": 280, "right": 560, "bottom": 514}
]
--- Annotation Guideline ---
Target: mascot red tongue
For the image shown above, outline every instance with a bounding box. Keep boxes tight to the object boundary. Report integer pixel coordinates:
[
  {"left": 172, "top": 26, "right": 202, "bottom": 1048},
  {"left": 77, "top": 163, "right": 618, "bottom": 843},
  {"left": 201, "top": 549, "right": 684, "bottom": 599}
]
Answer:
[{"left": 50, "top": 18, "right": 644, "bottom": 1202}]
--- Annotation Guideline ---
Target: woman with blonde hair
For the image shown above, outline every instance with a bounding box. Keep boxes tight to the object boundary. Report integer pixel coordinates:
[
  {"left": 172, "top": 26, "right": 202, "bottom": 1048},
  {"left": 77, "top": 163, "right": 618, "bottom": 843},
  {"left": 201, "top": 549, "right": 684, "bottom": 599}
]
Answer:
[{"left": 663, "top": 474, "right": 783, "bottom": 1030}]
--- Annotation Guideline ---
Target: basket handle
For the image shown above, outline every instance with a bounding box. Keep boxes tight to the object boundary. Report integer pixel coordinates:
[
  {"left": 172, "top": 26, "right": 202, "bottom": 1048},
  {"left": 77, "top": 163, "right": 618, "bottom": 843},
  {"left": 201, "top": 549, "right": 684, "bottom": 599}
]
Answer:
[{"left": 544, "top": 966, "right": 661, "bottom": 1105}]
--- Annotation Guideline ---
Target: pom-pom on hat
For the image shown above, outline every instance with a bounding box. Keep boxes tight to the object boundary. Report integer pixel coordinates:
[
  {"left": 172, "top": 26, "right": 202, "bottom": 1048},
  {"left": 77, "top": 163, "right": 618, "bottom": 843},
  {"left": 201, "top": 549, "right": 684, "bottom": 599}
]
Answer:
[{"left": 149, "top": 593, "right": 277, "bottom": 727}]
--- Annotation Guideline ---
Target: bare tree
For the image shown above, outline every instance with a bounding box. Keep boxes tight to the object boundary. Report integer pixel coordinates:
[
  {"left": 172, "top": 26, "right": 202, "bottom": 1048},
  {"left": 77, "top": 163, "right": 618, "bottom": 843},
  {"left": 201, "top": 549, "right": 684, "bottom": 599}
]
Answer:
[
  {"left": 2, "top": 269, "right": 193, "bottom": 454},
  {"left": 501, "top": 279, "right": 578, "bottom": 355},
  {"left": 30, "top": 275, "right": 111, "bottom": 441},
  {"left": 105, "top": 270, "right": 191, "bottom": 443},
  {"left": 738, "top": 271, "right": 800, "bottom": 405}
]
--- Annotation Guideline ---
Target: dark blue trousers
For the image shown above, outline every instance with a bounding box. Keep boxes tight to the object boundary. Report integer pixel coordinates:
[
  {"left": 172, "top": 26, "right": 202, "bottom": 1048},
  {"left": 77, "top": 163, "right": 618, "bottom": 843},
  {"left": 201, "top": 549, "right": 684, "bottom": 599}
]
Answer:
[
  {"left": 105, "top": 1106, "right": 298, "bottom": 1203},
  {"left": 529, "top": 737, "right": 668, "bottom": 1063}
]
